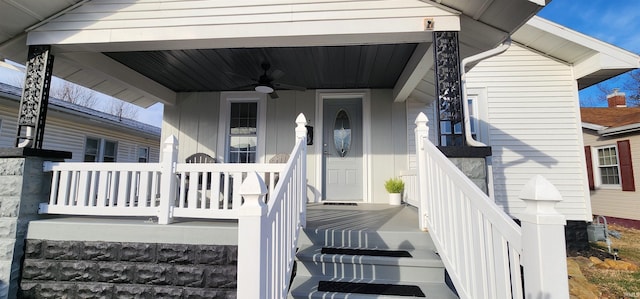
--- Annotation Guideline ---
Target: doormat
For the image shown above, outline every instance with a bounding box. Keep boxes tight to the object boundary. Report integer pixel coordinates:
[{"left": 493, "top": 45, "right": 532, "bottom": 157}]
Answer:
[
  {"left": 322, "top": 202, "right": 357, "bottom": 206},
  {"left": 318, "top": 281, "right": 426, "bottom": 297},
  {"left": 321, "top": 247, "right": 412, "bottom": 257}
]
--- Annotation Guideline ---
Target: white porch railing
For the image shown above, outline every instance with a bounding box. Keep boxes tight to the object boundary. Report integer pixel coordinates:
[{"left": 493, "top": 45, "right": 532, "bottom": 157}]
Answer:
[
  {"left": 414, "top": 112, "right": 569, "bottom": 299},
  {"left": 41, "top": 113, "right": 309, "bottom": 299}
]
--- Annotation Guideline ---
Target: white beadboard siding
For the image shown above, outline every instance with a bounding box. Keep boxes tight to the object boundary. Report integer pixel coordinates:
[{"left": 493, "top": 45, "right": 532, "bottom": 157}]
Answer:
[
  {"left": 465, "top": 44, "right": 591, "bottom": 221},
  {"left": 0, "top": 96, "right": 160, "bottom": 162},
  {"left": 28, "top": 0, "right": 459, "bottom": 47},
  {"left": 583, "top": 130, "right": 640, "bottom": 221}
]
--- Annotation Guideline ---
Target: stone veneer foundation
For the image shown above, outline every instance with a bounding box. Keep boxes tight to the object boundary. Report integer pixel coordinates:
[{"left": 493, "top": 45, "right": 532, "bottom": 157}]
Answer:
[{"left": 20, "top": 240, "right": 237, "bottom": 298}]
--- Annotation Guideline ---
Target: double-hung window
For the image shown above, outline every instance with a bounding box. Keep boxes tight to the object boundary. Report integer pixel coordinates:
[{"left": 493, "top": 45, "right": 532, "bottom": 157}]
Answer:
[
  {"left": 138, "top": 147, "right": 149, "bottom": 163},
  {"left": 218, "top": 92, "right": 266, "bottom": 163},
  {"left": 596, "top": 145, "right": 620, "bottom": 186},
  {"left": 586, "top": 140, "right": 635, "bottom": 191},
  {"left": 84, "top": 137, "right": 118, "bottom": 162}
]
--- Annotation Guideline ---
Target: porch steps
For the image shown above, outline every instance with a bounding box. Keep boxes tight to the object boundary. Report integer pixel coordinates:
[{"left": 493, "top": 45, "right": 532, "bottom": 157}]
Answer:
[{"left": 288, "top": 204, "right": 458, "bottom": 298}]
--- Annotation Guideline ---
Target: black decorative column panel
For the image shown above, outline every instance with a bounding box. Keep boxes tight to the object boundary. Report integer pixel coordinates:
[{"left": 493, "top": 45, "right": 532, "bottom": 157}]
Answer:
[
  {"left": 433, "top": 31, "right": 465, "bottom": 146},
  {"left": 15, "top": 45, "right": 54, "bottom": 149}
]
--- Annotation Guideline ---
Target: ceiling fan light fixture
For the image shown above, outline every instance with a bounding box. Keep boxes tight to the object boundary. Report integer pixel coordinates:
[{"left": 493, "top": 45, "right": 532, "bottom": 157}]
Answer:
[{"left": 255, "top": 85, "right": 274, "bottom": 94}]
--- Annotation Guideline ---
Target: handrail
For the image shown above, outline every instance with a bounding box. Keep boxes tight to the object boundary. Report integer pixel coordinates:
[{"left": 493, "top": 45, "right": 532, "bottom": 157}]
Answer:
[
  {"left": 414, "top": 112, "right": 569, "bottom": 298},
  {"left": 415, "top": 113, "right": 522, "bottom": 299},
  {"left": 238, "top": 113, "right": 308, "bottom": 298}
]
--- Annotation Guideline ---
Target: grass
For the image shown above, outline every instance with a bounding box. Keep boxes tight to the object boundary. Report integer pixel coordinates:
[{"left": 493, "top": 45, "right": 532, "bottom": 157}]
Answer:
[{"left": 580, "top": 224, "right": 640, "bottom": 298}]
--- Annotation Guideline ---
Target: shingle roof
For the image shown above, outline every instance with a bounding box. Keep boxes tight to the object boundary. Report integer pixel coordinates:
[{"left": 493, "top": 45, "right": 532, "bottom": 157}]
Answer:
[
  {"left": 581, "top": 107, "right": 640, "bottom": 129},
  {"left": 0, "top": 82, "right": 160, "bottom": 137}
]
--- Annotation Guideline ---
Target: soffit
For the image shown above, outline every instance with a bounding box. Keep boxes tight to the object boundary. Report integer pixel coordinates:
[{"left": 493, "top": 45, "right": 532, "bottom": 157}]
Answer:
[{"left": 513, "top": 16, "right": 640, "bottom": 89}]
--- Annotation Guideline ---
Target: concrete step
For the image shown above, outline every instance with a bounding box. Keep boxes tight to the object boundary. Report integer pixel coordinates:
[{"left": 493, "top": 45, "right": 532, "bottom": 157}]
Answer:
[
  {"left": 295, "top": 245, "right": 445, "bottom": 283},
  {"left": 288, "top": 276, "right": 459, "bottom": 299}
]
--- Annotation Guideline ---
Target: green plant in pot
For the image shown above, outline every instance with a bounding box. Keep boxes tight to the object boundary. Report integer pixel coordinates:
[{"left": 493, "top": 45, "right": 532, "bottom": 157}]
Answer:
[{"left": 385, "top": 177, "right": 404, "bottom": 205}]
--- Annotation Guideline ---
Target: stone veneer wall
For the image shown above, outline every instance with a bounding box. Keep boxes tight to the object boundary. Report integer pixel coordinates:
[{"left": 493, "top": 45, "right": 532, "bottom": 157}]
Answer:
[
  {"left": 449, "top": 157, "right": 488, "bottom": 194},
  {"left": 20, "top": 240, "right": 238, "bottom": 298},
  {"left": 0, "top": 156, "right": 53, "bottom": 298}
]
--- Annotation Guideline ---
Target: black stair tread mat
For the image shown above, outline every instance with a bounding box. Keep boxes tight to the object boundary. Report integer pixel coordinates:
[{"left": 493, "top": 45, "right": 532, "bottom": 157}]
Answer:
[
  {"left": 323, "top": 202, "right": 357, "bottom": 206},
  {"left": 318, "top": 281, "right": 426, "bottom": 297},
  {"left": 321, "top": 247, "right": 412, "bottom": 257}
]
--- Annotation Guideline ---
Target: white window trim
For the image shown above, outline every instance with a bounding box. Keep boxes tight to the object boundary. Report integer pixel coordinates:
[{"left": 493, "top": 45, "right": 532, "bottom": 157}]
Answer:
[
  {"left": 593, "top": 144, "right": 623, "bottom": 190},
  {"left": 138, "top": 146, "right": 150, "bottom": 163},
  {"left": 315, "top": 89, "right": 371, "bottom": 203},
  {"left": 217, "top": 92, "right": 267, "bottom": 163},
  {"left": 84, "top": 137, "right": 118, "bottom": 162},
  {"left": 465, "top": 88, "right": 489, "bottom": 145}
]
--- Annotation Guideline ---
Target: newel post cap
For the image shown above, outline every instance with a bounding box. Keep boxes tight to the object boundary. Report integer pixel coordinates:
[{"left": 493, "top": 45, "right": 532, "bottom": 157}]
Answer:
[
  {"left": 519, "top": 175, "right": 565, "bottom": 225},
  {"left": 240, "top": 172, "right": 268, "bottom": 213},
  {"left": 295, "top": 113, "right": 308, "bottom": 138},
  {"left": 415, "top": 112, "right": 429, "bottom": 127}
]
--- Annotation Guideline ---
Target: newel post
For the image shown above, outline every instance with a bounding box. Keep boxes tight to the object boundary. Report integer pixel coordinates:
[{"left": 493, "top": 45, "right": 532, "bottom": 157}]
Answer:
[
  {"left": 158, "top": 135, "right": 178, "bottom": 224},
  {"left": 519, "top": 175, "right": 569, "bottom": 298},
  {"left": 414, "top": 112, "right": 429, "bottom": 230},
  {"left": 238, "top": 172, "right": 268, "bottom": 298},
  {"left": 295, "top": 113, "right": 308, "bottom": 227}
]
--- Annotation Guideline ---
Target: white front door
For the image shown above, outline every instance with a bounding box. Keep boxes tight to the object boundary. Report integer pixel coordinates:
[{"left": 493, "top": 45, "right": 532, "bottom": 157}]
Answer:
[{"left": 322, "top": 98, "right": 363, "bottom": 201}]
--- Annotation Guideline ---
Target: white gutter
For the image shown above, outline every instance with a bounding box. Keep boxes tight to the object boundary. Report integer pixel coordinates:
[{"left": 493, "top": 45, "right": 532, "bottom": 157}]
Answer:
[
  {"left": 461, "top": 38, "right": 511, "bottom": 147},
  {"left": 599, "top": 123, "right": 640, "bottom": 136}
]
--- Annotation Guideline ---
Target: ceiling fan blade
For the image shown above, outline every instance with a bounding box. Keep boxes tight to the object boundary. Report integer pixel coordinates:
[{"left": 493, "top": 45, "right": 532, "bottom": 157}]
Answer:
[
  {"left": 273, "top": 82, "right": 306, "bottom": 91},
  {"left": 269, "top": 90, "right": 280, "bottom": 99},
  {"left": 270, "top": 69, "right": 285, "bottom": 80}
]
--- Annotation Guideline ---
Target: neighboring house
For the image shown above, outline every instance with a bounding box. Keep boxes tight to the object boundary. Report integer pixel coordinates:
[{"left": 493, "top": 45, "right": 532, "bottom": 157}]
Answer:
[
  {"left": 582, "top": 90, "right": 640, "bottom": 227},
  {"left": 0, "top": 1, "right": 639, "bottom": 298},
  {"left": 0, "top": 82, "right": 160, "bottom": 162}
]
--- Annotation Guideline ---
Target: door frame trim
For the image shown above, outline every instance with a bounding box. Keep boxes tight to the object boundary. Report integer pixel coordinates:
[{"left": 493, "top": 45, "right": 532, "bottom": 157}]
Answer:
[{"left": 315, "top": 89, "right": 371, "bottom": 203}]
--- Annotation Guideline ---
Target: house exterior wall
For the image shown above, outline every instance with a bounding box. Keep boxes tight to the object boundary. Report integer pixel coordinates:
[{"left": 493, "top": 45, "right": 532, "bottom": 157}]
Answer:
[
  {"left": 583, "top": 129, "right": 640, "bottom": 221},
  {"left": 0, "top": 97, "right": 160, "bottom": 163},
  {"left": 29, "top": 0, "right": 459, "bottom": 47},
  {"left": 462, "top": 44, "right": 591, "bottom": 221},
  {"left": 161, "top": 89, "right": 407, "bottom": 203}
]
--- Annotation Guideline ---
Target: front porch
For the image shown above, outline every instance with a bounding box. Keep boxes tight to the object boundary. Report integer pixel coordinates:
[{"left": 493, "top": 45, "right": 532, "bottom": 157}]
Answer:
[{"left": 22, "top": 203, "right": 439, "bottom": 298}]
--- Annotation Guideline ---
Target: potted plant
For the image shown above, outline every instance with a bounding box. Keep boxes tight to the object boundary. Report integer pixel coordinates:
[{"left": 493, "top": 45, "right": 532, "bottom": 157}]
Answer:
[{"left": 384, "top": 177, "right": 404, "bottom": 206}]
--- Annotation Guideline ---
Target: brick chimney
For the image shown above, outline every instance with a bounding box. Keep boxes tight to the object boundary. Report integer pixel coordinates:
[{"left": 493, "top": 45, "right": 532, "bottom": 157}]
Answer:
[{"left": 607, "top": 88, "right": 627, "bottom": 108}]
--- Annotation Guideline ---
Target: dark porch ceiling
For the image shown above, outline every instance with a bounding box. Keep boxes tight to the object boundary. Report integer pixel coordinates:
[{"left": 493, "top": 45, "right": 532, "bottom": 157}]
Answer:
[{"left": 104, "top": 44, "right": 418, "bottom": 93}]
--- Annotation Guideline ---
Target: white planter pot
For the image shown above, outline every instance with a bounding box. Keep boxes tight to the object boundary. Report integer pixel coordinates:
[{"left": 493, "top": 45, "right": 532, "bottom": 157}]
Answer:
[{"left": 389, "top": 193, "right": 402, "bottom": 205}]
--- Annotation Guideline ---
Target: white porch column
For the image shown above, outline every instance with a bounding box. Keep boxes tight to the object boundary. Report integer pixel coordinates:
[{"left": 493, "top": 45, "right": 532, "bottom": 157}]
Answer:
[
  {"left": 295, "top": 113, "right": 308, "bottom": 227},
  {"left": 158, "top": 135, "right": 178, "bottom": 224},
  {"left": 519, "top": 175, "right": 569, "bottom": 298},
  {"left": 238, "top": 172, "right": 268, "bottom": 299},
  {"left": 414, "top": 112, "right": 429, "bottom": 230}
]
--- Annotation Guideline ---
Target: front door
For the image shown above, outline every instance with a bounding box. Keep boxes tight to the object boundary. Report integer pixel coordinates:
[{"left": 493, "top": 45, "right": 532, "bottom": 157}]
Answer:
[{"left": 323, "top": 98, "right": 363, "bottom": 201}]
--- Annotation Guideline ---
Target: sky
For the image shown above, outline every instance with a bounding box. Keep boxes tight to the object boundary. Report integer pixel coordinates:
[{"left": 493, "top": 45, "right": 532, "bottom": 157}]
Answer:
[
  {"left": 538, "top": 0, "right": 640, "bottom": 106},
  {"left": 1, "top": 0, "right": 639, "bottom": 126}
]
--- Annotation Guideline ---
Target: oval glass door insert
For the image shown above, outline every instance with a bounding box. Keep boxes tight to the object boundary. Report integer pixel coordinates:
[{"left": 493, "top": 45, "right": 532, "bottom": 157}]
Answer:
[{"left": 333, "top": 109, "right": 351, "bottom": 157}]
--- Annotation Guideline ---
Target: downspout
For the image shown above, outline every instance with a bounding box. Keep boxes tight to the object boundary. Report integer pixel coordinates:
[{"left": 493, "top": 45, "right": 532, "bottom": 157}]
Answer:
[{"left": 461, "top": 37, "right": 511, "bottom": 147}]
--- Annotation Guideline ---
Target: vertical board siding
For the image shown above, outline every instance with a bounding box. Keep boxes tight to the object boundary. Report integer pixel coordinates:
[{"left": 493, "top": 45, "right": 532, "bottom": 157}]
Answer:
[
  {"left": 406, "top": 98, "right": 436, "bottom": 170},
  {"left": 465, "top": 44, "right": 590, "bottom": 221},
  {"left": 583, "top": 130, "right": 640, "bottom": 221}
]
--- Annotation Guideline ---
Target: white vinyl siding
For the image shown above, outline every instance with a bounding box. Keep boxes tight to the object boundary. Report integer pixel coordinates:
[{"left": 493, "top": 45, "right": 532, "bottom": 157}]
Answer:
[
  {"left": 584, "top": 130, "right": 640, "bottom": 221},
  {"left": 0, "top": 97, "right": 160, "bottom": 162},
  {"left": 464, "top": 44, "right": 591, "bottom": 221},
  {"left": 31, "top": 0, "right": 459, "bottom": 45}
]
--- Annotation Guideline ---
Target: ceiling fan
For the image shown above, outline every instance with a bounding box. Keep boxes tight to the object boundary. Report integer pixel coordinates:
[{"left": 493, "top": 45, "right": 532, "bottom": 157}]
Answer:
[{"left": 230, "top": 62, "right": 306, "bottom": 99}]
